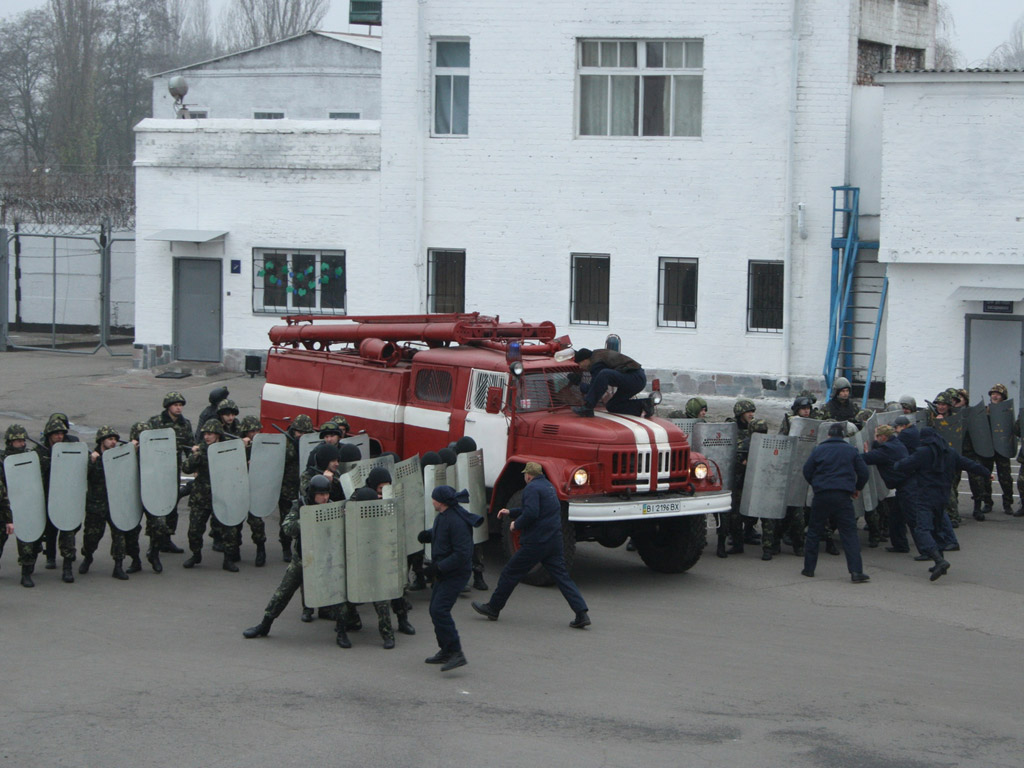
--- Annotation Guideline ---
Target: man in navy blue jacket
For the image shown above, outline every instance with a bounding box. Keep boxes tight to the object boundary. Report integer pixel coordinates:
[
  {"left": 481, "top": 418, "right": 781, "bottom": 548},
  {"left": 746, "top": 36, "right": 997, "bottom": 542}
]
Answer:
[
  {"left": 863, "top": 423, "right": 915, "bottom": 554},
  {"left": 801, "top": 422, "right": 871, "bottom": 582},
  {"left": 473, "top": 462, "right": 590, "bottom": 628}
]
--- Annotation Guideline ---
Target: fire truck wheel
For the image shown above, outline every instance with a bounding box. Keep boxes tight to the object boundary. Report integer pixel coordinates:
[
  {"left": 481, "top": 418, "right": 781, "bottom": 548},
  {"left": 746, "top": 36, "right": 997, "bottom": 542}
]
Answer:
[
  {"left": 500, "top": 491, "right": 576, "bottom": 587},
  {"left": 631, "top": 515, "right": 707, "bottom": 574}
]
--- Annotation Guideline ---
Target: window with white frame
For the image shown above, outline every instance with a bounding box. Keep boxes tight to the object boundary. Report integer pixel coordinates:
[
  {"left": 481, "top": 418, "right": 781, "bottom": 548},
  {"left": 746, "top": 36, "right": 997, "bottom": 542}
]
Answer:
[
  {"left": 433, "top": 39, "right": 469, "bottom": 135},
  {"left": 570, "top": 253, "right": 610, "bottom": 325},
  {"left": 658, "top": 258, "right": 698, "bottom": 327},
  {"left": 577, "top": 39, "right": 703, "bottom": 137},
  {"left": 252, "top": 248, "right": 346, "bottom": 314},
  {"left": 747, "top": 261, "right": 784, "bottom": 333}
]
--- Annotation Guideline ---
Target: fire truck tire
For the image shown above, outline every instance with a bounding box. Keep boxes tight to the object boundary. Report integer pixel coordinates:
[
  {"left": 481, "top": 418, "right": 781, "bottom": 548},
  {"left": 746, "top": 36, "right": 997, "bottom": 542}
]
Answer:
[
  {"left": 632, "top": 515, "right": 707, "bottom": 574},
  {"left": 500, "top": 491, "right": 576, "bottom": 587}
]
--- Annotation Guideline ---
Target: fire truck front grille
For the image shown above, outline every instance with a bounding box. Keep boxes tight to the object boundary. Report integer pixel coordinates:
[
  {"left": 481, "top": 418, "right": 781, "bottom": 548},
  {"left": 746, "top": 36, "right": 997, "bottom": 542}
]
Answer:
[{"left": 609, "top": 448, "right": 688, "bottom": 486}]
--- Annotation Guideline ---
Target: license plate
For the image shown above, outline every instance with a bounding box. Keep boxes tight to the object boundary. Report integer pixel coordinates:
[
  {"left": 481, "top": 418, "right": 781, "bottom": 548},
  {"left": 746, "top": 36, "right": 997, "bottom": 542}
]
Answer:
[{"left": 641, "top": 501, "right": 682, "bottom": 515}]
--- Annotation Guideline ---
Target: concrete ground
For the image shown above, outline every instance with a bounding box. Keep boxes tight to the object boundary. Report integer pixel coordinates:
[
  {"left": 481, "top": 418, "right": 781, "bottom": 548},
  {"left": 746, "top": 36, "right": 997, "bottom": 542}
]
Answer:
[{"left": 1, "top": 350, "right": 1022, "bottom": 767}]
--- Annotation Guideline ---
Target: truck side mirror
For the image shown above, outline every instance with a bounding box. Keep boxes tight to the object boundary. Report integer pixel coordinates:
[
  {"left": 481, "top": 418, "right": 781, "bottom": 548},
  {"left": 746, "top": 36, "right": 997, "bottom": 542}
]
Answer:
[{"left": 485, "top": 386, "right": 503, "bottom": 414}]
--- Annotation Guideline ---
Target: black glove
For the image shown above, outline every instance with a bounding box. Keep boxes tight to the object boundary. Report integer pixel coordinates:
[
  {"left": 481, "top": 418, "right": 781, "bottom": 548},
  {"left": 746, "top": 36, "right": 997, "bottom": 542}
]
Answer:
[
  {"left": 567, "top": 372, "right": 582, "bottom": 386},
  {"left": 417, "top": 529, "right": 433, "bottom": 544}
]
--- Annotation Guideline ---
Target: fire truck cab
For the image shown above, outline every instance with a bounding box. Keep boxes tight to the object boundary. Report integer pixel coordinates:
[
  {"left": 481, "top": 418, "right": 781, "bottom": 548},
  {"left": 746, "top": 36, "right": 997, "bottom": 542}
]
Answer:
[{"left": 260, "top": 313, "right": 731, "bottom": 577}]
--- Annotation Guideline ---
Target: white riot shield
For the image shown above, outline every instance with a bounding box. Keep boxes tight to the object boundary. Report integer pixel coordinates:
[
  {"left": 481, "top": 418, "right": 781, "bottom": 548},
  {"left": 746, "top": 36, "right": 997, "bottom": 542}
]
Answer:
[
  {"left": 340, "top": 455, "right": 396, "bottom": 499},
  {"left": 299, "top": 433, "right": 324, "bottom": 474},
  {"left": 422, "top": 464, "right": 448, "bottom": 560},
  {"left": 848, "top": 431, "right": 878, "bottom": 516},
  {"left": 455, "top": 450, "right": 489, "bottom": 545},
  {"left": 4, "top": 452, "right": 47, "bottom": 543},
  {"left": 140, "top": 428, "right": 179, "bottom": 516},
  {"left": 48, "top": 443, "right": 88, "bottom": 531},
  {"left": 670, "top": 419, "right": 697, "bottom": 438},
  {"left": 345, "top": 497, "right": 404, "bottom": 603},
  {"left": 691, "top": 422, "right": 738, "bottom": 491},
  {"left": 964, "top": 402, "right": 994, "bottom": 458},
  {"left": 785, "top": 417, "right": 820, "bottom": 508},
  {"left": 861, "top": 413, "right": 888, "bottom": 502},
  {"left": 339, "top": 433, "right": 370, "bottom": 460},
  {"left": 990, "top": 399, "right": 1016, "bottom": 458},
  {"left": 102, "top": 444, "right": 143, "bottom": 532},
  {"left": 739, "top": 434, "right": 794, "bottom": 520},
  {"left": 299, "top": 500, "right": 347, "bottom": 608},
  {"left": 445, "top": 464, "right": 457, "bottom": 487},
  {"left": 393, "top": 456, "right": 425, "bottom": 556},
  {"left": 248, "top": 434, "right": 287, "bottom": 518},
  {"left": 208, "top": 441, "right": 249, "bottom": 526}
]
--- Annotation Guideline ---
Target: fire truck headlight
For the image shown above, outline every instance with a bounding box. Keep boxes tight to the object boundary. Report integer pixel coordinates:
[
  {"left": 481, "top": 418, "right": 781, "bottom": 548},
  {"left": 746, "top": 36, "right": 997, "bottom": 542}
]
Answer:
[
  {"left": 510, "top": 361, "right": 525, "bottom": 377},
  {"left": 572, "top": 468, "right": 589, "bottom": 486},
  {"left": 650, "top": 391, "right": 663, "bottom": 405},
  {"left": 692, "top": 462, "right": 708, "bottom": 480}
]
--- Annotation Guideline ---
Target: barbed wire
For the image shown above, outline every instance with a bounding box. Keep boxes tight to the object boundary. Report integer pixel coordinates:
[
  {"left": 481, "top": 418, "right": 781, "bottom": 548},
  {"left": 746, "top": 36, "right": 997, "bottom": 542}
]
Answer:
[{"left": 0, "top": 168, "right": 135, "bottom": 233}]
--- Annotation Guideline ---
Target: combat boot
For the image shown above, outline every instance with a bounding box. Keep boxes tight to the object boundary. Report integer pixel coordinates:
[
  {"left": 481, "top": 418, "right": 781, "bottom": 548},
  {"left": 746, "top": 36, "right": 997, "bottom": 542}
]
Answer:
[
  {"left": 824, "top": 538, "right": 840, "bottom": 556},
  {"left": 301, "top": 607, "right": 315, "bottom": 622},
  {"left": 761, "top": 549, "right": 773, "bottom": 561},
  {"left": 62, "top": 558, "right": 75, "bottom": 583},
  {"left": 45, "top": 556, "right": 57, "bottom": 570},
  {"left": 440, "top": 650, "right": 467, "bottom": 671},
  {"left": 160, "top": 537, "right": 184, "bottom": 554},
  {"left": 281, "top": 542, "right": 292, "bottom": 563},
  {"left": 78, "top": 554, "right": 93, "bottom": 574},
  {"left": 716, "top": 534, "right": 728, "bottom": 558},
  {"left": 20, "top": 564, "right": 35, "bottom": 588},
  {"left": 243, "top": 616, "right": 273, "bottom": 639},
  {"left": 570, "top": 611, "right": 591, "bottom": 629},
  {"left": 222, "top": 553, "right": 239, "bottom": 572},
  {"left": 335, "top": 622, "right": 352, "bottom": 648},
  {"left": 928, "top": 551, "right": 950, "bottom": 581},
  {"left": 425, "top": 650, "right": 451, "bottom": 664},
  {"left": 112, "top": 559, "right": 129, "bottom": 580},
  {"left": 725, "top": 541, "right": 744, "bottom": 555},
  {"left": 981, "top": 500, "right": 993, "bottom": 515},
  {"left": 472, "top": 572, "right": 488, "bottom": 591},
  {"left": 147, "top": 547, "right": 163, "bottom": 573},
  {"left": 183, "top": 551, "right": 202, "bottom": 568},
  {"left": 255, "top": 543, "right": 266, "bottom": 567},
  {"left": 126, "top": 556, "right": 143, "bottom": 574},
  {"left": 972, "top": 500, "right": 985, "bottom": 522},
  {"left": 397, "top": 615, "right": 416, "bottom": 635}
]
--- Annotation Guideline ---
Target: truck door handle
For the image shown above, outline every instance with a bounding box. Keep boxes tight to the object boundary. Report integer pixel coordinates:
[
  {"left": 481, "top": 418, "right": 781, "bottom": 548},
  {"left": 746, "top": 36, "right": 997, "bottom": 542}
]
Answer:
[{"left": 465, "top": 417, "right": 477, "bottom": 423}]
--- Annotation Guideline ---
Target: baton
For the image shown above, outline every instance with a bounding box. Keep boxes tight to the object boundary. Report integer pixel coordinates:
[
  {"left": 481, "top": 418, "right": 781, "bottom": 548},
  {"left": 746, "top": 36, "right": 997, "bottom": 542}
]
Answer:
[{"left": 272, "top": 423, "right": 300, "bottom": 447}]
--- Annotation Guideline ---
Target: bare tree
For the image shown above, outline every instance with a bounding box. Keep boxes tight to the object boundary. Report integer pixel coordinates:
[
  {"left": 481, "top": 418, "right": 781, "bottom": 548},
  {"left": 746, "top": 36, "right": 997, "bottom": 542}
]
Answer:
[
  {"left": 933, "top": 0, "right": 962, "bottom": 70},
  {"left": 0, "top": 10, "right": 54, "bottom": 170},
  {"left": 48, "top": 0, "right": 105, "bottom": 168},
  {"left": 221, "top": 0, "right": 329, "bottom": 51},
  {"left": 985, "top": 14, "right": 1024, "bottom": 69}
]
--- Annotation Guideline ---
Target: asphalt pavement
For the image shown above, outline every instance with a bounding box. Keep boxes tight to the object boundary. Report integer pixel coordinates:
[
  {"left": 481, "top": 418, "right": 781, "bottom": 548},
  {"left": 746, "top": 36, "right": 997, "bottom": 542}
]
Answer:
[{"left": 1, "top": 350, "right": 1022, "bottom": 768}]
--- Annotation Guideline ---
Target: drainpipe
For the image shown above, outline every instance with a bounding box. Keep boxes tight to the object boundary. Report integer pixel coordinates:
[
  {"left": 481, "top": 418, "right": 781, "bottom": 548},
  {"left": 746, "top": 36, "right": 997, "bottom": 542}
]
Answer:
[
  {"left": 414, "top": 0, "right": 428, "bottom": 312},
  {"left": 780, "top": 0, "right": 801, "bottom": 389}
]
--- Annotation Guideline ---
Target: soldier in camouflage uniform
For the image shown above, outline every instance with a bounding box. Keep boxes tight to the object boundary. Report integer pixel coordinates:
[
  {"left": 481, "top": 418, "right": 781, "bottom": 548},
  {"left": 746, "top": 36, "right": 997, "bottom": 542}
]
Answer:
[
  {"left": 241, "top": 475, "right": 354, "bottom": 647},
  {"left": 208, "top": 399, "right": 242, "bottom": 554},
  {"left": 81, "top": 426, "right": 132, "bottom": 580},
  {"left": 982, "top": 384, "right": 1017, "bottom": 516},
  {"left": 821, "top": 377, "right": 858, "bottom": 423},
  {"left": 722, "top": 399, "right": 757, "bottom": 556},
  {"left": 277, "top": 413, "right": 315, "bottom": 563},
  {"left": 238, "top": 415, "right": 268, "bottom": 566},
  {"left": 1, "top": 425, "right": 47, "bottom": 587},
  {"left": 928, "top": 391, "right": 963, "bottom": 529},
  {"left": 129, "top": 421, "right": 170, "bottom": 574},
  {"left": 764, "top": 400, "right": 821, "bottom": 561},
  {"left": 147, "top": 391, "right": 194, "bottom": 553},
  {"left": 684, "top": 397, "right": 708, "bottom": 420},
  {"left": 182, "top": 420, "right": 241, "bottom": 572},
  {"left": 36, "top": 415, "right": 80, "bottom": 583}
]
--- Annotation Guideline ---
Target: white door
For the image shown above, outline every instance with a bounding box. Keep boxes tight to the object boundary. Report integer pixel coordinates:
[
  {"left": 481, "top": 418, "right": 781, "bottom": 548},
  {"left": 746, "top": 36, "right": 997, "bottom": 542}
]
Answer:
[
  {"left": 967, "top": 317, "right": 1024, "bottom": 402},
  {"left": 462, "top": 369, "right": 510, "bottom": 487}
]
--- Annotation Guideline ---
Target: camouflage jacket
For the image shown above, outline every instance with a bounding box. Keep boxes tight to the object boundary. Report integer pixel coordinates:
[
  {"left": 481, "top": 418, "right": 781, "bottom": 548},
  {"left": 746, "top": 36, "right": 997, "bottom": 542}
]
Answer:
[
  {"left": 0, "top": 447, "right": 28, "bottom": 523},
  {"left": 298, "top": 465, "right": 344, "bottom": 501},
  {"left": 148, "top": 410, "right": 195, "bottom": 463},
  {"left": 779, "top": 410, "right": 822, "bottom": 436},
  {"left": 181, "top": 444, "right": 212, "bottom": 504},
  {"left": 279, "top": 439, "right": 302, "bottom": 503},
  {"left": 86, "top": 453, "right": 109, "bottom": 512}
]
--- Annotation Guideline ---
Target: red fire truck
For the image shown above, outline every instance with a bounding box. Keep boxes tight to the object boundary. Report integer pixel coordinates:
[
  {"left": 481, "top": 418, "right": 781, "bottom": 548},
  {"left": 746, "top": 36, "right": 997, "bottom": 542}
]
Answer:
[{"left": 260, "top": 313, "right": 731, "bottom": 578}]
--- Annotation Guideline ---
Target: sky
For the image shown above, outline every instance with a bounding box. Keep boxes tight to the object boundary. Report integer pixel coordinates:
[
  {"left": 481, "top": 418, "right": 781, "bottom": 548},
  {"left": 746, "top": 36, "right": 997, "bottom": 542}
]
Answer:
[{"left": 1, "top": 0, "right": 1022, "bottom": 67}]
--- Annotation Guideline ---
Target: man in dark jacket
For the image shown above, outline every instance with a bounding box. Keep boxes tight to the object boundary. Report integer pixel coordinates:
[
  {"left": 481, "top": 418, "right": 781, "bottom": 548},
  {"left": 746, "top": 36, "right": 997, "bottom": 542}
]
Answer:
[
  {"left": 801, "top": 422, "right": 871, "bottom": 582},
  {"left": 822, "top": 377, "right": 858, "bottom": 423},
  {"left": 895, "top": 427, "right": 990, "bottom": 581},
  {"left": 419, "top": 485, "right": 484, "bottom": 672},
  {"left": 472, "top": 462, "right": 590, "bottom": 627},
  {"left": 571, "top": 348, "right": 651, "bottom": 418},
  {"left": 863, "top": 424, "right": 914, "bottom": 554}
]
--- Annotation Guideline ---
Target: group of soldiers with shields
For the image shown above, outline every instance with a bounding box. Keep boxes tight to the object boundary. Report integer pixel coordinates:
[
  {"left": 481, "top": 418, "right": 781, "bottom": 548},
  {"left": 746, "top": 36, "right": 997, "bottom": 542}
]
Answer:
[{"left": 669, "top": 377, "right": 1021, "bottom": 581}]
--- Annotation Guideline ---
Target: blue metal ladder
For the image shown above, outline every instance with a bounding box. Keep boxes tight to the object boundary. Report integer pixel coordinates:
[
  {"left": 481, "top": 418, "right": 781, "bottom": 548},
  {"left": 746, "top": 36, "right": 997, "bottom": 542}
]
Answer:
[{"left": 824, "top": 186, "right": 887, "bottom": 408}]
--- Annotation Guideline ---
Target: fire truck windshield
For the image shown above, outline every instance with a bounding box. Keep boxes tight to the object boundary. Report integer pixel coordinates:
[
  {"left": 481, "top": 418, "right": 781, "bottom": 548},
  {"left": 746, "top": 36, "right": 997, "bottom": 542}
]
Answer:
[{"left": 516, "top": 370, "right": 581, "bottom": 412}]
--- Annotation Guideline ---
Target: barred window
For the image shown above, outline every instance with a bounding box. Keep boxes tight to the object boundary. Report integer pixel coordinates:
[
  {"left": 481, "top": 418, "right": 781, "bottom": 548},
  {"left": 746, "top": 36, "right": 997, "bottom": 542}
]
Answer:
[
  {"left": 252, "top": 249, "right": 346, "bottom": 315},
  {"left": 658, "top": 258, "right": 698, "bottom": 327},
  {"left": 467, "top": 370, "right": 508, "bottom": 410},
  {"left": 427, "top": 249, "right": 466, "bottom": 313},
  {"left": 747, "top": 261, "right": 784, "bottom": 333},
  {"left": 571, "top": 254, "right": 610, "bottom": 326},
  {"left": 415, "top": 368, "right": 453, "bottom": 403}
]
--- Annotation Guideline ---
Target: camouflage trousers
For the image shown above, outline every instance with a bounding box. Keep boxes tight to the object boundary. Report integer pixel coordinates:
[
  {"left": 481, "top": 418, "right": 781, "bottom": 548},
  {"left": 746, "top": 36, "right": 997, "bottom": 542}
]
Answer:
[
  {"left": 42, "top": 520, "right": 78, "bottom": 561},
  {"left": 144, "top": 508, "right": 173, "bottom": 542},
  {"left": 976, "top": 455, "right": 1013, "bottom": 510},
  {"left": 186, "top": 497, "right": 240, "bottom": 557},
  {"left": 340, "top": 599, "right": 409, "bottom": 642},
  {"left": 210, "top": 513, "right": 265, "bottom": 545},
  {"left": 82, "top": 507, "right": 140, "bottom": 560},
  {"left": 264, "top": 559, "right": 304, "bottom": 620},
  {"left": 16, "top": 529, "right": 78, "bottom": 566},
  {"left": 277, "top": 495, "right": 296, "bottom": 548},
  {"left": 761, "top": 507, "right": 805, "bottom": 553},
  {"left": 945, "top": 471, "right": 962, "bottom": 524}
]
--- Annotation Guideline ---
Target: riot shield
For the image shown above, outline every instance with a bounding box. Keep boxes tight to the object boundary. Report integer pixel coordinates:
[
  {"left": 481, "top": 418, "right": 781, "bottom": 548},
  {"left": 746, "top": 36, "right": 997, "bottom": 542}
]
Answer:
[
  {"left": 339, "top": 433, "right": 370, "bottom": 460},
  {"left": 299, "top": 500, "right": 347, "bottom": 608},
  {"left": 340, "top": 455, "right": 396, "bottom": 499},
  {"left": 910, "top": 409, "right": 929, "bottom": 429},
  {"left": 140, "top": 427, "right": 179, "bottom": 516},
  {"left": 393, "top": 456, "right": 426, "bottom": 556},
  {"left": 422, "top": 464, "right": 449, "bottom": 560},
  {"left": 48, "top": 443, "right": 88, "bottom": 531},
  {"left": 670, "top": 419, "right": 697, "bottom": 438},
  {"left": 931, "top": 410, "right": 964, "bottom": 454},
  {"left": 299, "top": 433, "right": 324, "bottom": 474},
  {"left": 848, "top": 430, "right": 877, "bottom": 516},
  {"left": 690, "top": 422, "right": 738, "bottom": 491},
  {"left": 860, "top": 413, "right": 888, "bottom": 502},
  {"left": 4, "top": 452, "right": 47, "bottom": 543},
  {"left": 208, "top": 441, "right": 249, "bottom": 526},
  {"left": 455, "top": 449, "right": 489, "bottom": 545},
  {"left": 102, "top": 444, "right": 143, "bottom": 532},
  {"left": 785, "top": 417, "right": 820, "bottom": 508},
  {"left": 248, "top": 434, "right": 287, "bottom": 518},
  {"left": 964, "top": 402, "right": 994, "bottom": 458},
  {"left": 990, "top": 399, "right": 1016, "bottom": 458},
  {"left": 739, "top": 434, "right": 794, "bottom": 520},
  {"left": 345, "top": 497, "right": 404, "bottom": 603},
  {"left": 445, "top": 464, "right": 457, "bottom": 487}
]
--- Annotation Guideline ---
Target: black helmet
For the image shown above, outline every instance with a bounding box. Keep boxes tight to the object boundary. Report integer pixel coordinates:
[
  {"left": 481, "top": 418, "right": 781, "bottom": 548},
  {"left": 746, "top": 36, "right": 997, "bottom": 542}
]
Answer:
[
  {"left": 350, "top": 487, "right": 379, "bottom": 502},
  {"left": 208, "top": 386, "right": 229, "bottom": 405},
  {"left": 421, "top": 451, "right": 442, "bottom": 466},
  {"left": 438, "top": 447, "right": 457, "bottom": 466},
  {"left": 365, "top": 467, "right": 393, "bottom": 490},
  {"left": 338, "top": 444, "right": 362, "bottom": 463},
  {"left": 308, "top": 474, "right": 332, "bottom": 494},
  {"left": 311, "top": 443, "right": 341, "bottom": 471},
  {"left": 455, "top": 436, "right": 477, "bottom": 454},
  {"left": 792, "top": 396, "right": 813, "bottom": 413}
]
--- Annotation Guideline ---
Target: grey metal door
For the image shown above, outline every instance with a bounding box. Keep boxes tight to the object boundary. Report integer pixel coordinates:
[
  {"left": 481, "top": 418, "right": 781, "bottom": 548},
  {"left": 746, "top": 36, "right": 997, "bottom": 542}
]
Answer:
[
  {"left": 966, "top": 317, "right": 1024, "bottom": 402},
  {"left": 173, "top": 259, "right": 221, "bottom": 361}
]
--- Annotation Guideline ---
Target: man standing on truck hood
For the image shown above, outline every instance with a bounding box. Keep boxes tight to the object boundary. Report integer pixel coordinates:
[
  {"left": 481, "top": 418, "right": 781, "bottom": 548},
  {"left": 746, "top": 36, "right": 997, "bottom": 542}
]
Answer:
[
  {"left": 571, "top": 348, "right": 652, "bottom": 419},
  {"left": 472, "top": 462, "right": 590, "bottom": 628}
]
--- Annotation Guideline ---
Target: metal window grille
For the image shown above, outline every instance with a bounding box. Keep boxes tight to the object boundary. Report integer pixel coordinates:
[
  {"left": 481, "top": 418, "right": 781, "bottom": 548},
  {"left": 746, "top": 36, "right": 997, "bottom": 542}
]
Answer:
[
  {"left": 747, "top": 261, "right": 784, "bottom": 333},
  {"left": 427, "top": 249, "right": 465, "bottom": 313},
  {"left": 658, "top": 258, "right": 697, "bottom": 327},
  {"left": 571, "top": 254, "right": 610, "bottom": 325},
  {"left": 252, "top": 249, "right": 346, "bottom": 315},
  {"left": 414, "top": 368, "right": 453, "bottom": 403},
  {"left": 254, "top": 111, "right": 285, "bottom": 119},
  {"left": 467, "top": 370, "right": 508, "bottom": 410}
]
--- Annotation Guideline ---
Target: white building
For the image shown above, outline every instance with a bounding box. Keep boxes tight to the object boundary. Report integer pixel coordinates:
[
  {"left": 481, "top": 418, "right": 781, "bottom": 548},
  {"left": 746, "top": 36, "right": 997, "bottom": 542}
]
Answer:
[{"left": 134, "top": 3, "right": 939, "bottom": 400}]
